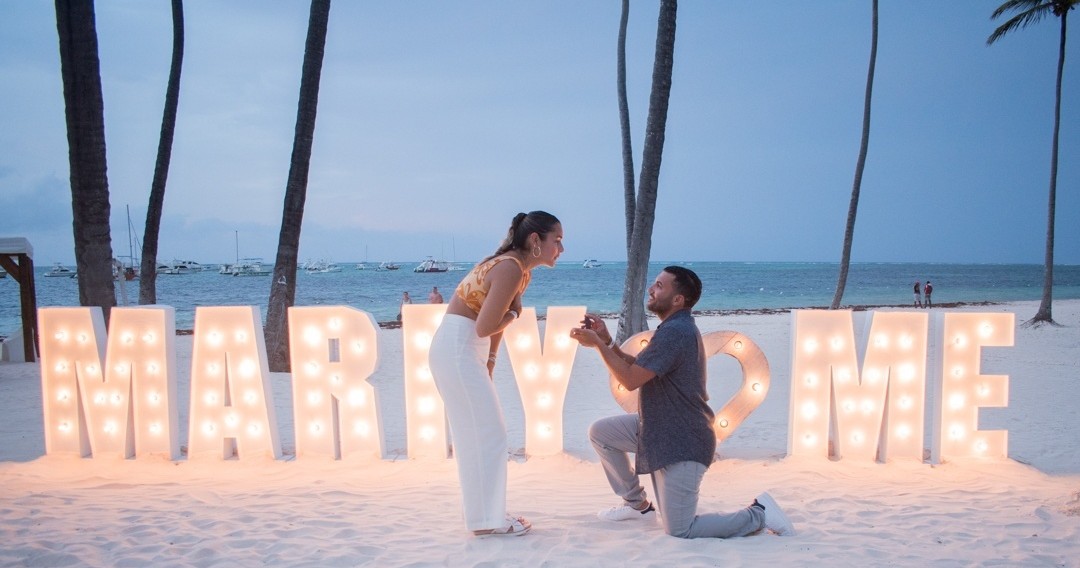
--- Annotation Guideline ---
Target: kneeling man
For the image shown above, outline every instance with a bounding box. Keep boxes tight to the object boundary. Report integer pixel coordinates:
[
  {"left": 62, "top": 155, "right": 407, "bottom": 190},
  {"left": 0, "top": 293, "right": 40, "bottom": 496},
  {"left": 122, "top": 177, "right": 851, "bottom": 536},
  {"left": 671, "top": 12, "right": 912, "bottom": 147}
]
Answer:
[{"left": 570, "top": 266, "right": 794, "bottom": 539}]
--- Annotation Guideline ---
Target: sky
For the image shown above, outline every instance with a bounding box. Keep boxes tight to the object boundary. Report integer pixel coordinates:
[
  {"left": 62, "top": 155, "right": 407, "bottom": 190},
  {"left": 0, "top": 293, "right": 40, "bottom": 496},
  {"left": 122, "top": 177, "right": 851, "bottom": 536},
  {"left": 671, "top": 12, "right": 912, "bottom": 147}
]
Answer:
[{"left": 1, "top": 1, "right": 1078, "bottom": 266}]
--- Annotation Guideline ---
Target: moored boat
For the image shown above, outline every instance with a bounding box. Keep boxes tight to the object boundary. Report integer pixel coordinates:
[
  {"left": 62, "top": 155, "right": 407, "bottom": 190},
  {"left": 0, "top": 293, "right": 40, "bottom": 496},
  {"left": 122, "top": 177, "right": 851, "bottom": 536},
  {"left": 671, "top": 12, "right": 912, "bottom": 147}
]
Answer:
[
  {"left": 413, "top": 257, "right": 450, "bottom": 273},
  {"left": 221, "top": 258, "right": 271, "bottom": 276},
  {"left": 44, "top": 263, "right": 76, "bottom": 278},
  {"left": 304, "top": 259, "right": 342, "bottom": 274}
]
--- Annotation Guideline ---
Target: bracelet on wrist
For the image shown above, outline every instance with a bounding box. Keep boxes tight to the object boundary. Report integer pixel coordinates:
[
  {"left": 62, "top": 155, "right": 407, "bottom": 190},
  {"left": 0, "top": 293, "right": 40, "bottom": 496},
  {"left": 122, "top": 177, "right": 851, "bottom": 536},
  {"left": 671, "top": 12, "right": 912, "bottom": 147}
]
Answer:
[{"left": 487, "top": 355, "right": 497, "bottom": 363}]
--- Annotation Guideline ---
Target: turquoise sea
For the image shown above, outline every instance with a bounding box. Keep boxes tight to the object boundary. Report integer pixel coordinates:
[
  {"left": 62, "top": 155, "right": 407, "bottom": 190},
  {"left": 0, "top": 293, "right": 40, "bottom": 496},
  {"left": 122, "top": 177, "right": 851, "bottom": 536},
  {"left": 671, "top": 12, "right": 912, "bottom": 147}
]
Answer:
[{"left": 3, "top": 261, "right": 1080, "bottom": 333}]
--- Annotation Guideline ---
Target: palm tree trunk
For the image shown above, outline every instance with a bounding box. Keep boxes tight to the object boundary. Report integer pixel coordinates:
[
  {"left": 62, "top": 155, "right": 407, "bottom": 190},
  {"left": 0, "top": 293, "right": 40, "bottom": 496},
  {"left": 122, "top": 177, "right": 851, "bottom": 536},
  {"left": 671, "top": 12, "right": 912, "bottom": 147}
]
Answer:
[
  {"left": 55, "top": 0, "right": 116, "bottom": 322},
  {"left": 617, "top": 0, "right": 676, "bottom": 342},
  {"left": 1028, "top": 10, "right": 1066, "bottom": 326},
  {"left": 831, "top": 0, "right": 877, "bottom": 310},
  {"left": 139, "top": 0, "right": 184, "bottom": 305},
  {"left": 265, "top": 0, "right": 331, "bottom": 372},
  {"left": 618, "top": 0, "right": 636, "bottom": 255}
]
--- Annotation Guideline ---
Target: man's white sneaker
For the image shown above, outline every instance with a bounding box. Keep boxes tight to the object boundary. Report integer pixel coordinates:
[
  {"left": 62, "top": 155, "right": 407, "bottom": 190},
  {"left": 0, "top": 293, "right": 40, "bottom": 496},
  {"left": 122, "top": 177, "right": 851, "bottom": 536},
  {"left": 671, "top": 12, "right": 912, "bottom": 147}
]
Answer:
[
  {"left": 754, "top": 492, "right": 796, "bottom": 536},
  {"left": 597, "top": 502, "right": 656, "bottom": 522}
]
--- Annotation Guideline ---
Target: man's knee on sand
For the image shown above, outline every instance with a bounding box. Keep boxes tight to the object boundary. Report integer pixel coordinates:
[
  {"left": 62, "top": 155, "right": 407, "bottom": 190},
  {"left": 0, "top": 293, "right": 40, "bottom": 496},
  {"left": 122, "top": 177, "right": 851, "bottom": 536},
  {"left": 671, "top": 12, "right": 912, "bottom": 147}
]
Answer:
[{"left": 661, "top": 508, "right": 765, "bottom": 539}]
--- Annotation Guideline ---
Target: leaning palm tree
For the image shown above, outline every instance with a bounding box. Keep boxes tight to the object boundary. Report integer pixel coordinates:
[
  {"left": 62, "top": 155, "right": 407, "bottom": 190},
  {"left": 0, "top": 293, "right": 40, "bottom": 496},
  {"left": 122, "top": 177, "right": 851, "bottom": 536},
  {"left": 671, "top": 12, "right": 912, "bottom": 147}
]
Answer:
[
  {"left": 55, "top": 0, "right": 116, "bottom": 322},
  {"left": 831, "top": 0, "right": 878, "bottom": 310},
  {"left": 616, "top": 0, "right": 677, "bottom": 342},
  {"left": 989, "top": 0, "right": 1076, "bottom": 327},
  {"left": 140, "top": 0, "right": 185, "bottom": 305},
  {"left": 264, "top": 0, "right": 332, "bottom": 372}
]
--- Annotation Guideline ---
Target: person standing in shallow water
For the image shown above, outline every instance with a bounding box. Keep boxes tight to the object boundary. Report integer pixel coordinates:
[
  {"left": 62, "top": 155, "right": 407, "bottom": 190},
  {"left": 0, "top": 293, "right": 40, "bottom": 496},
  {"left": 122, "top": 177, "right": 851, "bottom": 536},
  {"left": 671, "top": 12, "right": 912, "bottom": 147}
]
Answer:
[
  {"left": 428, "top": 211, "right": 563, "bottom": 537},
  {"left": 428, "top": 286, "right": 444, "bottom": 304},
  {"left": 397, "top": 291, "right": 412, "bottom": 321}
]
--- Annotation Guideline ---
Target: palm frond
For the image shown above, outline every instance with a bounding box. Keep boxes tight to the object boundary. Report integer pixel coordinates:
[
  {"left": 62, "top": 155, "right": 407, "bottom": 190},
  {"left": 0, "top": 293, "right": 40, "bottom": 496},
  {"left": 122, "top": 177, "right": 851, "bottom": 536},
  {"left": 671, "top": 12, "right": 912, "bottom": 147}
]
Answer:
[
  {"left": 991, "top": 0, "right": 1045, "bottom": 20},
  {"left": 988, "top": 1, "right": 1054, "bottom": 44}
]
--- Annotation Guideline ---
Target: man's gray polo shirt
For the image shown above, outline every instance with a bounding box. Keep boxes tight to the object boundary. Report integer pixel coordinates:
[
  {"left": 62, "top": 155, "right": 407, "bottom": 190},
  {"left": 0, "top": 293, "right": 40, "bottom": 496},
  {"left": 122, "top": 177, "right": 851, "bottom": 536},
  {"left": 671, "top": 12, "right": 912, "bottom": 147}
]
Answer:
[{"left": 633, "top": 308, "right": 716, "bottom": 474}]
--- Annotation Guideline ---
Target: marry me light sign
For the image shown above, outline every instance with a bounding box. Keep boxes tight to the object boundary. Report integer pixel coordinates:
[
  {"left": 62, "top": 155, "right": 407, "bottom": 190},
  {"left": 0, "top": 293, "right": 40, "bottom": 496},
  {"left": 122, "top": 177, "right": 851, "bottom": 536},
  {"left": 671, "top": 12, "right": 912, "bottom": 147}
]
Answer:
[{"left": 36, "top": 304, "right": 1013, "bottom": 465}]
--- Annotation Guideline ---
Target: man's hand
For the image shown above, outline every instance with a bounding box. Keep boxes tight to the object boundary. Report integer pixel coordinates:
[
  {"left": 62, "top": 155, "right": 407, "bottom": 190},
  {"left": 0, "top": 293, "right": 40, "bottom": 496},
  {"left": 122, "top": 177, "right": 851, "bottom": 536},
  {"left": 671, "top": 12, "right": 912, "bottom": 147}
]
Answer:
[{"left": 570, "top": 313, "right": 611, "bottom": 349}]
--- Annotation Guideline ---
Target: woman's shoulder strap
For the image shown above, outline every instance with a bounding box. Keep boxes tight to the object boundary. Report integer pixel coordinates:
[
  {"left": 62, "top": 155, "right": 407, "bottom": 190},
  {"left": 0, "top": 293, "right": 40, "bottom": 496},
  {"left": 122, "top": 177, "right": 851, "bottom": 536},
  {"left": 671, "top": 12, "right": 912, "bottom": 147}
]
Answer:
[{"left": 490, "top": 254, "right": 525, "bottom": 272}]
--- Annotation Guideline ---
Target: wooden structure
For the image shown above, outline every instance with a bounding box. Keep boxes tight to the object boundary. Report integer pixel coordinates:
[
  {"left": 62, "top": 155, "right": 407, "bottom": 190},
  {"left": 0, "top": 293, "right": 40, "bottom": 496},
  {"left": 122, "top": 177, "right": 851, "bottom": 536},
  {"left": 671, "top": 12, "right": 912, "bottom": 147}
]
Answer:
[{"left": 0, "top": 237, "right": 38, "bottom": 362}]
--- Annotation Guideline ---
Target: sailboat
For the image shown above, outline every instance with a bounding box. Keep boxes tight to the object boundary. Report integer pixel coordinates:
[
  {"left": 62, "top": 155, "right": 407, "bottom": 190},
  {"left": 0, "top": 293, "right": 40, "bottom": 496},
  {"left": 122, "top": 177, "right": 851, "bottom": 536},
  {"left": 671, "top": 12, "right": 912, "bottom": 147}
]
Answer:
[
  {"left": 219, "top": 230, "right": 270, "bottom": 276},
  {"left": 356, "top": 245, "right": 370, "bottom": 270},
  {"left": 116, "top": 205, "right": 140, "bottom": 281}
]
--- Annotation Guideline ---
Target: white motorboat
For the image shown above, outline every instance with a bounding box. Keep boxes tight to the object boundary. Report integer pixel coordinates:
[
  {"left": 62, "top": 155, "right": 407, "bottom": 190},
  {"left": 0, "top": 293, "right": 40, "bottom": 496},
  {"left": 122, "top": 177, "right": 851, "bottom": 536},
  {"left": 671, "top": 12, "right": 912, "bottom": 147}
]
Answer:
[
  {"left": 45, "top": 263, "right": 76, "bottom": 278},
  {"left": 376, "top": 261, "right": 400, "bottom": 271},
  {"left": 414, "top": 257, "right": 450, "bottom": 273},
  {"left": 304, "top": 259, "right": 342, "bottom": 274},
  {"left": 159, "top": 265, "right": 192, "bottom": 275},
  {"left": 583, "top": 259, "right": 602, "bottom": 269},
  {"left": 159, "top": 259, "right": 204, "bottom": 275}
]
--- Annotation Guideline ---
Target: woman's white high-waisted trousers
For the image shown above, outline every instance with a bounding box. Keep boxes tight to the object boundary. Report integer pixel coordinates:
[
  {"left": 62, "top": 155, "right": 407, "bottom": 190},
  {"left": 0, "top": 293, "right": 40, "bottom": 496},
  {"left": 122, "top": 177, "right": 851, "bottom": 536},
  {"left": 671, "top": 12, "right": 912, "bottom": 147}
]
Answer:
[{"left": 429, "top": 314, "right": 507, "bottom": 530}]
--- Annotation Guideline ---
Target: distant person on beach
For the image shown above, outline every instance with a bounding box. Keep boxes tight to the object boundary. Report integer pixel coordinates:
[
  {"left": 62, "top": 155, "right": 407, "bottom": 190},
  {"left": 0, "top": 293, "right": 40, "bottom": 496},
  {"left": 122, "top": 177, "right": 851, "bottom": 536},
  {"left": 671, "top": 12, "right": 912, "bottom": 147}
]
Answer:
[
  {"left": 397, "top": 291, "right": 411, "bottom": 321},
  {"left": 428, "top": 286, "right": 444, "bottom": 304},
  {"left": 924, "top": 280, "right": 933, "bottom": 308},
  {"left": 569, "top": 266, "right": 795, "bottom": 539},
  {"left": 428, "top": 211, "right": 563, "bottom": 537},
  {"left": 913, "top": 281, "right": 923, "bottom": 308}
]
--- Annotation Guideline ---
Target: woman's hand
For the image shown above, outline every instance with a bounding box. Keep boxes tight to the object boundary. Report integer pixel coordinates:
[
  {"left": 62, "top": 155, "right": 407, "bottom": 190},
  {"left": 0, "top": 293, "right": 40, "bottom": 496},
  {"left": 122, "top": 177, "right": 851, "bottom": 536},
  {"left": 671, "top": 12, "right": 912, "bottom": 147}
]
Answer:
[
  {"left": 509, "top": 293, "right": 523, "bottom": 317},
  {"left": 569, "top": 326, "right": 603, "bottom": 348}
]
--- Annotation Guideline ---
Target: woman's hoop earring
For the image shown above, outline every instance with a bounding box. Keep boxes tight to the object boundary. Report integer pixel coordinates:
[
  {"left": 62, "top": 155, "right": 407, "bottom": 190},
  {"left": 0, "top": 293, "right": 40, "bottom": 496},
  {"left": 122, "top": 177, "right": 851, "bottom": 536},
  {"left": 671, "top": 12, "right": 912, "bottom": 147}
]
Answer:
[{"left": 532, "top": 245, "right": 541, "bottom": 258}]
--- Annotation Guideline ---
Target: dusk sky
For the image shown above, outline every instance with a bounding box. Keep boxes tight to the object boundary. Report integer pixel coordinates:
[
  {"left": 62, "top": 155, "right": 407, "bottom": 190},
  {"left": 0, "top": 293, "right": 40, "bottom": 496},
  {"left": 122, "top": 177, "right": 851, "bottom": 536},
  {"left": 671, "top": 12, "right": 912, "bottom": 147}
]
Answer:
[{"left": 2, "top": 1, "right": 1078, "bottom": 266}]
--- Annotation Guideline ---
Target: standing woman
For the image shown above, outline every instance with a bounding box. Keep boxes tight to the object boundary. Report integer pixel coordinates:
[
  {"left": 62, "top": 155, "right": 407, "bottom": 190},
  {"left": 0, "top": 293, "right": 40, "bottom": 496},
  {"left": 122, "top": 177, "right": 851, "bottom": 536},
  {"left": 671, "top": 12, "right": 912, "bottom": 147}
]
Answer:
[{"left": 429, "top": 211, "right": 563, "bottom": 537}]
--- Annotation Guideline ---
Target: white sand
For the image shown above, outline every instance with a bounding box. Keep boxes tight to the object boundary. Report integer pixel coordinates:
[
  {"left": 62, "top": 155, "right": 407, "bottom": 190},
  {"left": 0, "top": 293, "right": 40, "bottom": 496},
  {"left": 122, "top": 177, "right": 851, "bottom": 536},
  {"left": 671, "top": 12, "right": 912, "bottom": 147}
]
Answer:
[{"left": 2, "top": 300, "right": 1078, "bottom": 567}]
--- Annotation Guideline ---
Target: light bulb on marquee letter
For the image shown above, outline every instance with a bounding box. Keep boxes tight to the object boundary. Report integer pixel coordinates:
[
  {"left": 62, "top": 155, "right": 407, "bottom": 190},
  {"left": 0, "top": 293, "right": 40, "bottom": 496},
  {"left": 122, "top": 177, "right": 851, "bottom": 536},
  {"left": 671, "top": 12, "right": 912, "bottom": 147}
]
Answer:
[
  {"left": 931, "top": 312, "right": 1013, "bottom": 462},
  {"left": 504, "top": 306, "right": 585, "bottom": 455},
  {"left": 402, "top": 304, "right": 450, "bottom": 459},
  {"left": 787, "top": 310, "right": 929, "bottom": 462},
  {"left": 288, "top": 306, "right": 383, "bottom": 460},
  {"left": 187, "top": 307, "right": 281, "bottom": 460},
  {"left": 611, "top": 328, "right": 769, "bottom": 447}
]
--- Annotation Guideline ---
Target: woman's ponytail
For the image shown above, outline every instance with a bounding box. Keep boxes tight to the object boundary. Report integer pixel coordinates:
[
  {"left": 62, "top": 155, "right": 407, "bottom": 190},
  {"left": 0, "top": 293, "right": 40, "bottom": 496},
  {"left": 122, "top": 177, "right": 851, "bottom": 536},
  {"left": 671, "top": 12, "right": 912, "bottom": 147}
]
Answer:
[{"left": 482, "top": 210, "right": 560, "bottom": 262}]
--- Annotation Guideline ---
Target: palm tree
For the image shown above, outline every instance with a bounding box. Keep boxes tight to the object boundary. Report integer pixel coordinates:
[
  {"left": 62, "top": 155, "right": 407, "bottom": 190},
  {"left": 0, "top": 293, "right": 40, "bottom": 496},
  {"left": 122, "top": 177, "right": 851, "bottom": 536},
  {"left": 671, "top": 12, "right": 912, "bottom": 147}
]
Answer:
[
  {"left": 616, "top": 0, "right": 677, "bottom": 342},
  {"left": 139, "top": 0, "right": 185, "bottom": 305},
  {"left": 617, "top": 0, "right": 635, "bottom": 255},
  {"left": 54, "top": 0, "right": 116, "bottom": 322},
  {"left": 989, "top": 0, "right": 1076, "bottom": 327},
  {"left": 264, "top": 0, "right": 332, "bottom": 372},
  {"left": 831, "top": 0, "right": 878, "bottom": 310}
]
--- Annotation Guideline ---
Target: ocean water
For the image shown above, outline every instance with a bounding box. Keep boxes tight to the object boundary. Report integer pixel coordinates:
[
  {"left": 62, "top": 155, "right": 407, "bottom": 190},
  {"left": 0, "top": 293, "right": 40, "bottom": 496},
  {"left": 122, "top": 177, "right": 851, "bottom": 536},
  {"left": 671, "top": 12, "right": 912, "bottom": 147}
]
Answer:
[{"left": 3, "top": 261, "right": 1080, "bottom": 333}]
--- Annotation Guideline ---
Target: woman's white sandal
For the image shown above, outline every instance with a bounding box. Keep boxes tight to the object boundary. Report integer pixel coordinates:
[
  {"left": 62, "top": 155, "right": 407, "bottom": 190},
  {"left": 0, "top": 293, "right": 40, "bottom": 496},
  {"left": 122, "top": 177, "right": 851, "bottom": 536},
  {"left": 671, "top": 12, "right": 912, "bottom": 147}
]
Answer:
[{"left": 475, "top": 516, "right": 533, "bottom": 539}]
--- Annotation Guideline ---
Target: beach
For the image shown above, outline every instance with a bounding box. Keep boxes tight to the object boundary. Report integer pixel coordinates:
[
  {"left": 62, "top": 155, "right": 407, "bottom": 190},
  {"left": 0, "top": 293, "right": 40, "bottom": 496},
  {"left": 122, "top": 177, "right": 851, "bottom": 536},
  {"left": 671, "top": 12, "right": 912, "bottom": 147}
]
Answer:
[{"left": 1, "top": 300, "right": 1079, "bottom": 567}]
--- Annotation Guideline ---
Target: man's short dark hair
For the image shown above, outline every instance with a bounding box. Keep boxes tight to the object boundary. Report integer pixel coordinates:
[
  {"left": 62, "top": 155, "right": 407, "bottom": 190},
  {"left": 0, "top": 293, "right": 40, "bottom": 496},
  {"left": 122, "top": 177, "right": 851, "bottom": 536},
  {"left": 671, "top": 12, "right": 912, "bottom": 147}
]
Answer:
[{"left": 663, "top": 265, "right": 702, "bottom": 309}]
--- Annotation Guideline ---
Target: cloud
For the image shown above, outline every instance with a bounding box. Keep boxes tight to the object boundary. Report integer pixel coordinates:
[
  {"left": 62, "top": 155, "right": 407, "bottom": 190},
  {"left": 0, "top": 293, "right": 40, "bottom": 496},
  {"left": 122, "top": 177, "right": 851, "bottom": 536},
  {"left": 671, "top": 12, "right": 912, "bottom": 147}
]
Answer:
[{"left": 0, "top": 174, "right": 72, "bottom": 233}]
